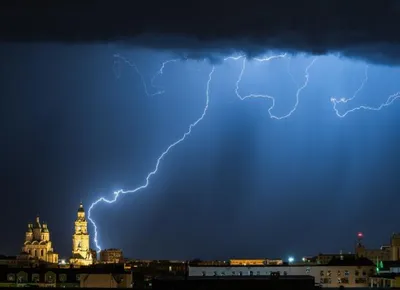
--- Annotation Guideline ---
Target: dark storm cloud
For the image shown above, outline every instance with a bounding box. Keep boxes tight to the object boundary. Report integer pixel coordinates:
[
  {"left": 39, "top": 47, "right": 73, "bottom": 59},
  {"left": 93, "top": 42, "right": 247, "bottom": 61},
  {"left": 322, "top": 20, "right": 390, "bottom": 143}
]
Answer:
[{"left": 1, "top": 1, "right": 400, "bottom": 64}]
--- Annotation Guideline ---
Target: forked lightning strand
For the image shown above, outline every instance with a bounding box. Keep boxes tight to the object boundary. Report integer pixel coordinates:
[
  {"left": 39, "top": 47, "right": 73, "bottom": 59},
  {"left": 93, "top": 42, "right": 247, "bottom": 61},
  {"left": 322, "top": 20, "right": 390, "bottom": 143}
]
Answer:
[
  {"left": 88, "top": 66, "right": 215, "bottom": 252},
  {"left": 89, "top": 54, "right": 317, "bottom": 251},
  {"left": 331, "top": 65, "right": 400, "bottom": 117},
  {"left": 226, "top": 54, "right": 318, "bottom": 119},
  {"left": 150, "top": 59, "right": 179, "bottom": 94},
  {"left": 113, "top": 53, "right": 178, "bottom": 96}
]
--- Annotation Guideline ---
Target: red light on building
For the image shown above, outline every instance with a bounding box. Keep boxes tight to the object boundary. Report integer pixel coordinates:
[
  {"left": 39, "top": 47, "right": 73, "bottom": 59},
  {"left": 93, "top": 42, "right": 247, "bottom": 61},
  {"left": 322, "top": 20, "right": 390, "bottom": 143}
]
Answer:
[{"left": 357, "top": 232, "right": 363, "bottom": 238}]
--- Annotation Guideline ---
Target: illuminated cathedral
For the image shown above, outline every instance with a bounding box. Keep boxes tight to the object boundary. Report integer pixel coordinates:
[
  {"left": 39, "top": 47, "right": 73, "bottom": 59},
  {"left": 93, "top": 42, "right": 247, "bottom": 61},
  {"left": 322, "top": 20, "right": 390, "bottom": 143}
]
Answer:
[
  {"left": 21, "top": 216, "right": 59, "bottom": 263},
  {"left": 69, "top": 202, "right": 93, "bottom": 266}
]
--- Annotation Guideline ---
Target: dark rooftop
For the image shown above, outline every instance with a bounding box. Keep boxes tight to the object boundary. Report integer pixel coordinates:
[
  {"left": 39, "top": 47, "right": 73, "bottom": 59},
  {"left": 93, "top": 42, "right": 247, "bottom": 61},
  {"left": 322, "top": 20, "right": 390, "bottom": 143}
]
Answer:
[
  {"left": 0, "top": 265, "right": 129, "bottom": 275},
  {"left": 327, "top": 257, "right": 374, "bottom": 266},
  {"left": 0, "top": 255, "right": 16, "bottom": 260},
  {"left": 155, "top": 275, "right": 314, "bottom": 281},
  {"left": 378, "top": 260, "right": 400, "bottom": 269},
  {"left": 371, "top": 273, "right": 400, "bottom": 279},
  {"left": 188, "top": 258, "right": 374, "bottom": 267}
]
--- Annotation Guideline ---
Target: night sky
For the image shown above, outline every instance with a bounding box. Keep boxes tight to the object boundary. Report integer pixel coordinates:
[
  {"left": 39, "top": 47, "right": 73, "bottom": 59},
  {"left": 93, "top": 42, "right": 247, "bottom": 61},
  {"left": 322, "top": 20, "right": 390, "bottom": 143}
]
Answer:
[{"left": 1, "top": 1, "right": 400, "bottom": 261}]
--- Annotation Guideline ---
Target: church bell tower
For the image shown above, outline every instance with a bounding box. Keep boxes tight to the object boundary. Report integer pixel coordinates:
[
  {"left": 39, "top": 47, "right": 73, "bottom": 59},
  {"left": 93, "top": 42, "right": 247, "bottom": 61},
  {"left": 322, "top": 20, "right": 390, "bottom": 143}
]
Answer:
[{"left": 70, "top": 203, "right": 93, "bottom": 266}]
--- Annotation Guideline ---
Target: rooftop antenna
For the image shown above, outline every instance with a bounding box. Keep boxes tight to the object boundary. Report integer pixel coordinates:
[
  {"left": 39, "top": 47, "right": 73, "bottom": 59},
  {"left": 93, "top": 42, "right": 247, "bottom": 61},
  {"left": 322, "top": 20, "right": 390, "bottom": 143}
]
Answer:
[{"left": 357, "top": 232, "right": 364, "bottom": 243}]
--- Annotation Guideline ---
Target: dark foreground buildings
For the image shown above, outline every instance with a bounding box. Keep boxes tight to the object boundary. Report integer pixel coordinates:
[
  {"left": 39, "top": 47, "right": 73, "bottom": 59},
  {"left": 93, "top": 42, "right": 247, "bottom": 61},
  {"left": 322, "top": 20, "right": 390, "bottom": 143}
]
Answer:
[
  {"left": 0, "top": 264, "right": 132, "bottom": 287},
  {"left": 153, "top": 273, "right": 315, "bottom": 290}
]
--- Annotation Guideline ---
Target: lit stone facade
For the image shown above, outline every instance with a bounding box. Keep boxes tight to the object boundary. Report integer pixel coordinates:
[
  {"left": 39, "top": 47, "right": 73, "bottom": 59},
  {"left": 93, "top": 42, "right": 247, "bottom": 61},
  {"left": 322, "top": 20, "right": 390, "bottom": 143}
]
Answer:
[
  {"left": 69, "top": 203, "right": 93, "bottom": 266},
  {"left": 229, "top": 259, "right": 283, "bottom": 266},
  {"left": 21, "top": 216, "right": 58, "bottom": 264}
]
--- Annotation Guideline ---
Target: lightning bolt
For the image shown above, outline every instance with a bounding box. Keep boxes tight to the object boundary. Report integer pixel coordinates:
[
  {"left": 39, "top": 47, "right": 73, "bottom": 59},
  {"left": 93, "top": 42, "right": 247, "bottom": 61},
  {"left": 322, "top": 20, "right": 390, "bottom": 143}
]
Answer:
[
  {"left": 113, "top": 53, "right": 178, "bottom": 97},
  {"left": 89, "top": 51, "right": 398, "bottom": 252},
  {"left": 88, "top": 53, "right": 318, "bottom": 251},
  {"left": 150, "top": 59, "right": 179, "bottom": 95},
  {"left": 88, "top": 64, "right": 215, "bottom": 252},
  {"left": 225, "top": 54, "right": 318, "bottom": 119},
  {"left": 331, "top": 65, "right": 400, "bottom": 117}
]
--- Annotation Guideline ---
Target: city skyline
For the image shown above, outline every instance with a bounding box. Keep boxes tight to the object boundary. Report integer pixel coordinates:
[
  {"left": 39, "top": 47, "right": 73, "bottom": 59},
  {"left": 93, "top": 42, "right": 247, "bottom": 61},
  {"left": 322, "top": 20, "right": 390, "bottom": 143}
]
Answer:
[{"left": 8, "top": 203, "right": 400, "bottom": 263}]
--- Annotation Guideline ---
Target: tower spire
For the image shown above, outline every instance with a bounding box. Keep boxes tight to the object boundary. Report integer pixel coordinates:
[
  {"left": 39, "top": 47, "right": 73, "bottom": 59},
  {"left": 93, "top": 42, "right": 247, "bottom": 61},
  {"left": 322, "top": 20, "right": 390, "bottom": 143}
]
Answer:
[
  {"left": 71, "top": 202, "right": 92, "bottom": 266},
  {"left": 78, "top": 202, "right": 85, "bottom": 213}
]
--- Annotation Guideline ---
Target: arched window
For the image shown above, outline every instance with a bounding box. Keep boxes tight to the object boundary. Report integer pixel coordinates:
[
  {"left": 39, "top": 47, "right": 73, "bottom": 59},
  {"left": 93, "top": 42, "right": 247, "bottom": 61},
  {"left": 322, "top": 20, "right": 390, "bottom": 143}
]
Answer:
[
  {"left": 45, "top": 271, "right": 56, "bottom": 283},
  {"left": 32, "top": 274, "right": 40, "bottom": 283},
  {"left": 59, "top": 274, "right": 67, "bottom": 282},
  {"left": 17, "top": 271, "right": 28, "bottom": 283}
]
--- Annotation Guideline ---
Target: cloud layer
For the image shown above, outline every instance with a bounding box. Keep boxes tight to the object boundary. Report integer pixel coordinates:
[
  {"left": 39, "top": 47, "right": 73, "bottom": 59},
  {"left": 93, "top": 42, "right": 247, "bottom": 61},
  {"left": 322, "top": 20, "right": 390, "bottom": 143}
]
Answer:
[{"left": 1, "top": 1, "right": 400, "bottom": 64}]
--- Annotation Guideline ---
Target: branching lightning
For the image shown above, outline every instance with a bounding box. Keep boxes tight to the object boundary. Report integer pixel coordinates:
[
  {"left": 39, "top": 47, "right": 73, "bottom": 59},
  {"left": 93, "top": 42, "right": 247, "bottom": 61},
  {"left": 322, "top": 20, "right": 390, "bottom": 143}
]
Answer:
[
  {"left": 113, "top": 53, "right": 178, "bottom": 96},
  {"left": 89, "top": 52, "right": 400, "bottom": 252},
  {"left": 225, "top": 54, "right": 318, "bottom": 119},
  {"left": 331, "top": 65, "right": 400, "bottom": 117},
  {"left": 150, "top": 59, "right": 179, "bottom": 94},
  {"left": 88, "top": 64, "right": 215, "bottom": 252}
]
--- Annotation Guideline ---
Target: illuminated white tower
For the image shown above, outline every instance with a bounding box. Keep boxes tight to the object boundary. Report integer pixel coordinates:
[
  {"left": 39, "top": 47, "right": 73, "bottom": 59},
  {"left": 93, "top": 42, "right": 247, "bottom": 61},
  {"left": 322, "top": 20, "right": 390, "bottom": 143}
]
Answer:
[{"left": 70, "top": 203, "right": 93, "bottom": 266}]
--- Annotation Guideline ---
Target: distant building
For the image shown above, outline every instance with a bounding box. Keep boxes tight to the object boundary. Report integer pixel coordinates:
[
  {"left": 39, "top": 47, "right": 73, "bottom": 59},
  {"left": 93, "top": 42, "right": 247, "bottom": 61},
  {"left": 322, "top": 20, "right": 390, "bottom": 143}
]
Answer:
[
  {"left": 189, "top": 259, "right": 228, "bottom": 266},
  {"left": 127, "top": 260, "right": 186, "bottom": 274},
  {"left": 21, "top": 216, "right": 58, "bottom": 264},
  {"left": 230, "top": 259, "right": 265, "bottom": 266},
  {"left": 370, "top": 261, "right": 400, "bottom": 287},
  {"left": 265, "top": 258, "right": 284, "bottom": 265},
  {"left": 0, "top": 255, "right": 18, "bottom": 266},
  {"left": 355, "top": 232, "right": 400, "bottom": 262},
  {"left": 90, "top": 249, "right": 97, "bottom": 264},
  {"left": 315, "top": 253, "right": 355, "bottom": 265},
  {"left": 189, "top": 256, "right": 376, "bottom": 288},
  {"left": 392, "top": 233, "right": 400, "bottom": 261},
  {"left": 229, "top": 258, "right": 283, "bottom": 266},
  {"left": 69, "top": 203, "right": 93, "bottom": 266},
  {"left": 301, "top": 256, "right": 318, "bottom": 264},
  {"left": 100, "top": 249, "right": 124, "bottom": 264},
  {"left": 80, "top": 271, "right": 131, "bottom": 288},
  {"left": 370, "top": 273, "right": 400, "bottom": 288}
]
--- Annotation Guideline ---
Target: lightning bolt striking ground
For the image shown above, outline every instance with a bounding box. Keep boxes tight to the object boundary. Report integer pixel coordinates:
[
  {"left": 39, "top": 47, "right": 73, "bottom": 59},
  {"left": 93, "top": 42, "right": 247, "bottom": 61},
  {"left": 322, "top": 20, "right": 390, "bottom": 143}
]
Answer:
[
  {"left": 331, "top": 65, "right": 400, "bottom": 117},
  {"left": 88, "top": 65, "right": 215, "bottom": 252}
]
